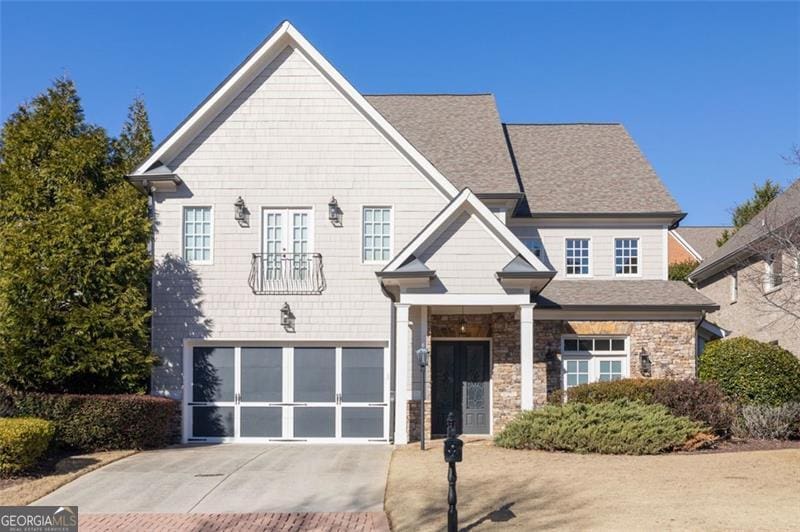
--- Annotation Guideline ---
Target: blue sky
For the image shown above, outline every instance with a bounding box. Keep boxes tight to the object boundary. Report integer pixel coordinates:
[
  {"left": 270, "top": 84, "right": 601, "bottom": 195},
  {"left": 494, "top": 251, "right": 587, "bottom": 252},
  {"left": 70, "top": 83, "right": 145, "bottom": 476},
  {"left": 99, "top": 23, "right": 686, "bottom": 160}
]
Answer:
[{"left": 2, "top": 2, "right": 798, "bottom": 225}]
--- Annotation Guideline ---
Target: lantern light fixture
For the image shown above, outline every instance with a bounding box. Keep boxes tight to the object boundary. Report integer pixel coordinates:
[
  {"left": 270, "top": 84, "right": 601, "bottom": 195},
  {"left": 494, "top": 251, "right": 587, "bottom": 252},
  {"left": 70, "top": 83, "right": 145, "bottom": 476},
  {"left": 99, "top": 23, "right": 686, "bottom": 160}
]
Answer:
[
  {"left": 280, "top": 302, "right": 295, "bottom": 331},
  {"left": 328, "top": 196, "right": 342, "bottom": 226},
  {"left": 234, "top": 196, "right": 249, "bottom": 227},
  {"left": 639, "top": 347, "right": 652, "bottom": 377}
]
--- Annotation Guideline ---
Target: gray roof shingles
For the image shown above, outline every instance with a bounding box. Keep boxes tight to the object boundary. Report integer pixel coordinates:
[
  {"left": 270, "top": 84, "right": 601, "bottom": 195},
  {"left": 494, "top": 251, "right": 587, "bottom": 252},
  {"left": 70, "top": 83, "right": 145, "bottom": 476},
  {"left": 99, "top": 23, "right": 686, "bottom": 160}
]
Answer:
[
  {"left": 504, "top": 124, "right": 682, "bottom": 215},
  {"left": 673, "top": 226, "right": 730, "bottom": 260},
  {"left": 365, "top": 94, "right": 519, "bottom": 194},
  {"left": 535, "top": 280, "right": 718, "bottom": 310},
  {"left": 692, "top": 178, "right": 800, "bottom": 280}
]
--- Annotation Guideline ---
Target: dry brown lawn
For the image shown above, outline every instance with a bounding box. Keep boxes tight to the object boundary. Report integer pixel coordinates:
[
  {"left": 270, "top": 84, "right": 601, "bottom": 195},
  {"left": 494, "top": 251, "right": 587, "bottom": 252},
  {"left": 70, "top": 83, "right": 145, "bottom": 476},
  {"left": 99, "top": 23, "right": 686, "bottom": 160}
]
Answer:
[
  {"left": 0, "top": 450, "right": 135, "bottom": 506},
  {"left": 386, "top": 439, "right": 800, "bottom": 531}
]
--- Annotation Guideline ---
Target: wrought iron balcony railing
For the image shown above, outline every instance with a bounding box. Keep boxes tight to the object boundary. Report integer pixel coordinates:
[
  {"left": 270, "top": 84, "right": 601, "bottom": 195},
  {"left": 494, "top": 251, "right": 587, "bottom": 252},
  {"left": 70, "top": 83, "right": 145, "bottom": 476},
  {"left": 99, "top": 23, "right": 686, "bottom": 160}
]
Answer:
[{"left": 249, "top": 253, "right": 326, "bottom": 295}]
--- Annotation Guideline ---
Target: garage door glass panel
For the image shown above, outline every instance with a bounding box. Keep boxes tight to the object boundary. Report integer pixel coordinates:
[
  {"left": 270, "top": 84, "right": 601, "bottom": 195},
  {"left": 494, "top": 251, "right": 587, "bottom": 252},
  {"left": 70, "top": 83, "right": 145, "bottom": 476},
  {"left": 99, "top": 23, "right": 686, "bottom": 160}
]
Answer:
[
  {"left": 294, "top": 348, "right": 335, "bottom": 402},
  {"left": 342, "top": 348, "right": 383, "bottom": 403},
  {"left": 192, "top": 406, "right": 234, "bottom": 438},
  {"left": 192, "top": 347, "right": 234, "bottom": 402},
  {"left": 241, "top": 348, "right": 282, "bottom": 402},
  {"left": 240, "top": 407, "right": 282, "bottom": 437},
  {"left": 342, "top": 407, "right": 383, "bottom": 438},
  {"left": 294, "top": 407, "right": 335, "bottom": 437}
]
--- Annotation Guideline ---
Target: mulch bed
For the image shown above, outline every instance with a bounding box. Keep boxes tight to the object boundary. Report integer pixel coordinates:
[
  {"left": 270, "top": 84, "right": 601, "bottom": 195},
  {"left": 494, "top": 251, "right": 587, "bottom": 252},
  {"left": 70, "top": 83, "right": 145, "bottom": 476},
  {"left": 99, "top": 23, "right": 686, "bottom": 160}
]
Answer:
[{"left": 696, "top": 438, "right": 800, "bottom": 454}]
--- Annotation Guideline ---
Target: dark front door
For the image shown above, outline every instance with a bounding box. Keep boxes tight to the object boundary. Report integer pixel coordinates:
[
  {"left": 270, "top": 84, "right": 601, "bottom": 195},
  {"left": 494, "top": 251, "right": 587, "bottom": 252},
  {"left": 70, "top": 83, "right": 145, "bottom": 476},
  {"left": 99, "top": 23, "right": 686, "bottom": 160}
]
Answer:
[{"left": 431, "top": 341, "right": 491, "bottom": 435}]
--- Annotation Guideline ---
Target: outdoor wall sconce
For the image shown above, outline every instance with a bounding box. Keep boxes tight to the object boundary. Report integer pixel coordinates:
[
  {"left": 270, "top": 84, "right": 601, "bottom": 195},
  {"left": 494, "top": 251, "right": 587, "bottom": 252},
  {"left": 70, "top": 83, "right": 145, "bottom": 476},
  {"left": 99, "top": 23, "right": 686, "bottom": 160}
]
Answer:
[
  {"left": 280, "top": 302, "right": 295, "bottom": 331},
  {"left": 639, "top": 347, "right": 652, "bottom": 377},
  {"left": 328, "top": 196, "right": 342, "bottom": 226},
  {"left": 234, "top": 196, "right": 249, "bottom": 227}
]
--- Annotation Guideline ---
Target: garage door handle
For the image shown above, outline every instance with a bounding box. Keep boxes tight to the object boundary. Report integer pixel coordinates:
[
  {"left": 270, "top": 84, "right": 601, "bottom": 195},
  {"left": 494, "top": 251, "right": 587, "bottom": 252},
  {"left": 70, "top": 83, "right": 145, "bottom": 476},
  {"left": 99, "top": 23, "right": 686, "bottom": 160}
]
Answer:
[
  {"left": 368, "top": 403, "right": 387, "bottom": 407},
  {"left": 268, "top": 402, "right": 308, "bottom": 406}
]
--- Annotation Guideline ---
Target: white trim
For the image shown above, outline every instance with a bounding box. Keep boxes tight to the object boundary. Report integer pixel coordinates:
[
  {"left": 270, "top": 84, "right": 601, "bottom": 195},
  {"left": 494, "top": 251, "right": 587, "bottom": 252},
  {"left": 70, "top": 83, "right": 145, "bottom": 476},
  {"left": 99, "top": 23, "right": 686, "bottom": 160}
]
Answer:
[
  {"left": 383, "top": 189, "right": 551, "bottom": 274},
  {"left": 613, "top": 236, "right": 642, "bottom": 277},
  {"left": 399, "top": 293, "right": 531, "bottom": 306},
  {"left": 563, "top": 236, "right": 592, "bottom": 277},
  {"left": 182, "top": 205, "right": 214, "bottom": 265},
  {"left": 519, "top": 304, "right": 534, "bottom": 410},
  {"left": 429, "top": 337, "right": 494, "bottom": 436},
  {"left": 560, "top": 335, "right": 630, "bottom": 389},
  {"left": 669, "top": 230, "right": 703, "bottom": 262},
  {"left": 131, "top": 22, "right": 458, "bottom": 201},
  {"left": 361, "top": 205, "right": 394, "bottom": 265},
  {"left": 394, "top": 303, "right": 411, "bottom": 445}
]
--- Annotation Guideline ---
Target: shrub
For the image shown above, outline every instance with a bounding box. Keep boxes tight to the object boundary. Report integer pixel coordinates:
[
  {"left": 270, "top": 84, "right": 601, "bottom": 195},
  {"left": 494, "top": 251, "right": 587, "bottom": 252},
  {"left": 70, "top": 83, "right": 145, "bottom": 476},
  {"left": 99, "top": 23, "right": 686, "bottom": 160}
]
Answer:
[
  {"left": 11, "top": 392, "right": 178, "bottom": 452},
  {"left": 0, "top": 417, "right": 54, "bottom": 475},
  {"left": 734, "top": 403, "right": 800, "bottom": 440},
  {"left": 699, "top": 337, "right": 800, "bottom": 406},
  {"left": 496, "top": 400, "right": 711, "bottom": 455},
  {"left": 669, "top": 260, "right": 699, "bottom": 282},
  {"left": 550, "top": 379, "right": 735, "bottom": 435}
]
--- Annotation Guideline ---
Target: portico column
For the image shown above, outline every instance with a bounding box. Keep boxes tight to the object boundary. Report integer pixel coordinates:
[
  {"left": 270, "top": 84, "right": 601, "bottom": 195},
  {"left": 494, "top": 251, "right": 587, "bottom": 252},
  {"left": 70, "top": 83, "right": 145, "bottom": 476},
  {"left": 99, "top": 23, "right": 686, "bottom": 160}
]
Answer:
[
  {"left": 394, "top": 303, "right": 411, "bottom": 444},
  {"left": 520, "top": 303, "right": 535, "bottom": 410}
]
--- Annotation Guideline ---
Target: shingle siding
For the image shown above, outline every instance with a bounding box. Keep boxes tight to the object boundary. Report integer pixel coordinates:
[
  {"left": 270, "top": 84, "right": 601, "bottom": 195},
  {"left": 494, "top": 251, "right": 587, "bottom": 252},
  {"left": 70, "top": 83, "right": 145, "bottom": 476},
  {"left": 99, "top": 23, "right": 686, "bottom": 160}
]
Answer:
[
  {"left": 150, "top": 46, "right": 448, "bottom": 397},
  {"left": 415, "top": 211, "right": 515, "bottom": 295}
]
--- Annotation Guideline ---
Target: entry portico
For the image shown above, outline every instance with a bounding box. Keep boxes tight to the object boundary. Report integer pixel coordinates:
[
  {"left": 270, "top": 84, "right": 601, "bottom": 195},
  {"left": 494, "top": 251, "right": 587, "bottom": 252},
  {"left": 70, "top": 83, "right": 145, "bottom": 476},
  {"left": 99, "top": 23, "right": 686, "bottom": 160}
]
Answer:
[{"left": 377, "top": 189, "right": 554, "bottom": 444}]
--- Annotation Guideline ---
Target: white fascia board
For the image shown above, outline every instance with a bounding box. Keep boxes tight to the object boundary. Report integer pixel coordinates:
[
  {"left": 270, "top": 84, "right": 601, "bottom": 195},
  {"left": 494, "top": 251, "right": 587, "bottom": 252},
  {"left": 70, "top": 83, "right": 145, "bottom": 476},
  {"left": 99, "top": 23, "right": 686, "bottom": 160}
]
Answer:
[
  {"left": 384, "top": 189, "right": 552, "bottom": 273},
  {"left": 131, "top": 22, "right": 458, "bottom": 201},
  {"left": 670, "top": 230, "right": 703, "bottom": 262},
  {"left": 399, "top": 293, "right": 532, "bottom": 306}
]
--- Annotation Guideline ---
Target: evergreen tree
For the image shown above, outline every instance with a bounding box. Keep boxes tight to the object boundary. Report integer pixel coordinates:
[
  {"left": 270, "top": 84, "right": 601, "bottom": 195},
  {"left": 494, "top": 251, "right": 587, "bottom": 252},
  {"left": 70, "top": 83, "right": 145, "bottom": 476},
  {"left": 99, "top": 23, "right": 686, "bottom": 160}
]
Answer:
[
  {"left": 113, "top": 96, "right": 154, "bottom": 174},
  {"left": 0, "top": 78, "right": 155, "bottom": 393},
  {"left": 717, "top": 179, "right": 783, "bottom": 247}
]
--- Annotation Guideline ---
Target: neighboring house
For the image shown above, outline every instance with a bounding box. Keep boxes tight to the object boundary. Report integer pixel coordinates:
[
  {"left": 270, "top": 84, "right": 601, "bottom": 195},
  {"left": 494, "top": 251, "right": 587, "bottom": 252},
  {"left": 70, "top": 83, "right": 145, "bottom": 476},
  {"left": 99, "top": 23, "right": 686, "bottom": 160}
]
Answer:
[
  {"left": 668, "top": 226, "right": 730, "bottom": 265},
  {"left": 689, "top": 179, "right": 800, "bottom": 356},
  {"left": 126, "top": 21, "right": 718, "bottom": 445}
]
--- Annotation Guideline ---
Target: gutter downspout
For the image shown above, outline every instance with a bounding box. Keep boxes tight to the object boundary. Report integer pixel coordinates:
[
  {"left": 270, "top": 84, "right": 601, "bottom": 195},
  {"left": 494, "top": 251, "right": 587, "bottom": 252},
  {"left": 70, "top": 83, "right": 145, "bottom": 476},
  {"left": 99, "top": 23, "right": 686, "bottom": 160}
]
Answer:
[{"left": 379, "top": 279, "right": 398, "bottom": 444}]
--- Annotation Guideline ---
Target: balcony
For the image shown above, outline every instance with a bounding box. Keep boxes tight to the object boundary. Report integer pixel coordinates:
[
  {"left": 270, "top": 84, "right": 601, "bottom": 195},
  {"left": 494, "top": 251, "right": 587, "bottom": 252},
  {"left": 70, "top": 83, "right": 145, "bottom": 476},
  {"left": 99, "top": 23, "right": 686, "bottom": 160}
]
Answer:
[{"left": 249, "top": 253, "right": 326, "bottom": 295}]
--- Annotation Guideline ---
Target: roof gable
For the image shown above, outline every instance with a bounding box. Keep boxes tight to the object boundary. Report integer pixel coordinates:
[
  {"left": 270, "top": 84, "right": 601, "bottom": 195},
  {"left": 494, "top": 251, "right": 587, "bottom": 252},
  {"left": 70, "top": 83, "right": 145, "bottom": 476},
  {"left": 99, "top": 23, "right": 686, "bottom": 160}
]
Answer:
[
  {"left": 672, "top": 226, "right": 729, "bottom": 261},
  {"left": 130, "top": 21, "right": 458, "bottom": 200},
  {"left": 383, "top": 188, "right": 551, "bottom": 274}
]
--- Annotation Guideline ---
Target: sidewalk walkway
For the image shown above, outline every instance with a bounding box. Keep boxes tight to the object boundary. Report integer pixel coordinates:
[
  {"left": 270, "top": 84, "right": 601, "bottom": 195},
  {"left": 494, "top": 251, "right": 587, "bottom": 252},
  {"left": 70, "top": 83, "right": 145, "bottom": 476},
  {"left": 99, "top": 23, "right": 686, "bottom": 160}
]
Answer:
[{"left": 81, "top": 512, "right": 391, "bottom": 531}]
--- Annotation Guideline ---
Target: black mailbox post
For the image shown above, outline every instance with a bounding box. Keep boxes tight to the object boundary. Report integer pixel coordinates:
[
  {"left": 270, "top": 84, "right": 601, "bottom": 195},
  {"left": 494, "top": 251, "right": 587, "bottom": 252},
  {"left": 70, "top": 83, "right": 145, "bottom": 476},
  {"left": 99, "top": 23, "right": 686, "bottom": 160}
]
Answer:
[{"left": 443, "top": 412, "right": 463, "bottom": 532}]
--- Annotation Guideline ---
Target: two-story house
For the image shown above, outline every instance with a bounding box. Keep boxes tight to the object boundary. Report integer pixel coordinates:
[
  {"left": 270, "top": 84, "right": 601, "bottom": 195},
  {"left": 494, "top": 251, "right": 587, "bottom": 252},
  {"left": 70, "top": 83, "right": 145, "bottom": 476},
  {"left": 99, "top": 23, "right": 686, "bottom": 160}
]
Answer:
[
  {"left": 689, "top": 179, "right": 800, "bottom": 356},
  {"left": 127, "top": 22, "right": 718, "bottom": 445}
]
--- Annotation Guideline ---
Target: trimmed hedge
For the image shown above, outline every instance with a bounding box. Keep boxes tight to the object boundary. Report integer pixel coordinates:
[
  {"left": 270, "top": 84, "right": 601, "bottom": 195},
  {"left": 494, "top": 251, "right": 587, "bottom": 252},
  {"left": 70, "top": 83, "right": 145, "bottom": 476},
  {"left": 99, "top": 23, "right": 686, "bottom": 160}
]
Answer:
[
  {"left": 496, "top": 399, "right": 711, "bottom": 455},
  {"left": 0, "top": 417, "right": 54, "bottom": 475},
  {"left": 550, "top": 378, "right": 735, "bottom": 435},
  {"left": 699, "top": 337, "right": 800, "bottom": 406},
  {"left": 10, "top": 392, "right": 178, "bottom": 452}
]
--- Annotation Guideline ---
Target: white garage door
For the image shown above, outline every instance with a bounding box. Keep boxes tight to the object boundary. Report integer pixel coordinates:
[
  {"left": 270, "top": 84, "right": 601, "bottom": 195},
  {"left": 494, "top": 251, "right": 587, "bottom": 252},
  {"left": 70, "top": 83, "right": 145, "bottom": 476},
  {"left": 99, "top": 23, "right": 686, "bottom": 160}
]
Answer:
[{"left": 185, "top": 345, "right": 389, "bottom": 443}]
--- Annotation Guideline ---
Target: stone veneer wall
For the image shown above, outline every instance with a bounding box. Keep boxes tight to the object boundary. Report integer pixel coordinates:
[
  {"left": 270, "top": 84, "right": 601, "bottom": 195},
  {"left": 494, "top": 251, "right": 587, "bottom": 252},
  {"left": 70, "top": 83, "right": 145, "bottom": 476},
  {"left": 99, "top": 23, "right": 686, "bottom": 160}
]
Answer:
[
  {"left": 533, "top": 320, "right": 697, "bottom": 405},
  {"left": 407, "top": 316, "right": 697, "bottom": 439}
]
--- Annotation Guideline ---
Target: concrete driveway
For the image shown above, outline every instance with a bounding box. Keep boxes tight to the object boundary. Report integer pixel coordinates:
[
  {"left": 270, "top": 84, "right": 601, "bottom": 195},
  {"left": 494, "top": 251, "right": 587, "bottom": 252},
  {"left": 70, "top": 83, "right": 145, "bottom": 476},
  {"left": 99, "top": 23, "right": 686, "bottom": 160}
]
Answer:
[{"left": 34, "top": 444, "right": 392, "bottom": 514}]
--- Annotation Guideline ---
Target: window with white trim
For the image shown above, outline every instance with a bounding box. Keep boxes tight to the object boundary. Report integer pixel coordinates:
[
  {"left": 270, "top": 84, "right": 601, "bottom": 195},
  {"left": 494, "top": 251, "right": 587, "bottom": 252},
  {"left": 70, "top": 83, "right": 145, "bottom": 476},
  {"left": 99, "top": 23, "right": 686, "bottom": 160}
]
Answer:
[
  {"left": 561, "top": 336, "right": 628, "bottom": 389},
  {"left": 521, "top": 238, "right": 544, "bottom": 258},
  {"left": 764, "top": 253, "right": 783, "bottom": 292},
  {"left": 614, "top": 238, "right": 639, "bottom": 275},
  {"left": 183, "top": 207, "right": 212, "bottom": 263},
  {"left": 565, "top": 238, "right": 590, "bottom": 275},
  {"left": 363, "top": 207, "right": 392, "bottom": 262}
]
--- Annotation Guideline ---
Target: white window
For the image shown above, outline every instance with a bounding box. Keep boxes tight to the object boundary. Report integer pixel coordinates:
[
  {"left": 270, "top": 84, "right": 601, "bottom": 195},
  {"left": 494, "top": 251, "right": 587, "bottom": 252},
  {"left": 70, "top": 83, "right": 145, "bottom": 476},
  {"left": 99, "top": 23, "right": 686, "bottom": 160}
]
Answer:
[
  {"left": 261, "top": 208, "right": 314, "bottom": 279},
  {"left": 730, "top": 271, "right": 738, "bottom": 303},
  {"left": 565, "top": 238, "right": 590, "bottom": 276},
  {"left": 615, "top": 238, "right": 639, "bottom": 275},
  {"left": 363, "top": 207, "right": 392, "bottom": 262},
  {"left": 764, "top": 253, "right": 783, "bottom": 292},
  {"left": 521, "top": 238, "right": 544, "bottom": 258},
  {"left": 561, "top": 336, "right": 628, "bottom": 389},
  {"left": 183, "top": 207, "right": 213, "bottom": 263}
]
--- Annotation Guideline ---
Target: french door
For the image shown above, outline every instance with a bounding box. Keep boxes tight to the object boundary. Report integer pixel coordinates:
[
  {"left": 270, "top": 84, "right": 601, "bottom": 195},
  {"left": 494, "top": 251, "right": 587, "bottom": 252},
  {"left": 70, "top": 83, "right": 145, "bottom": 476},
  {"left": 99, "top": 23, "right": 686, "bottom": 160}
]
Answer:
[
  {"left": 262, "top": 208, "right": 313, "bottom": 279},
  {"left": 186, "top": 346, "right": 388, "bottom": 442}
]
